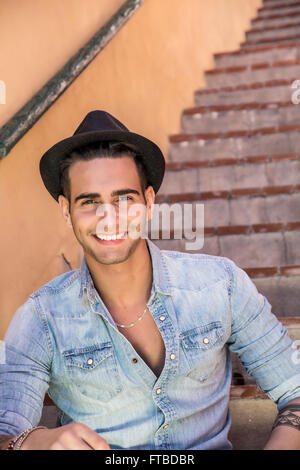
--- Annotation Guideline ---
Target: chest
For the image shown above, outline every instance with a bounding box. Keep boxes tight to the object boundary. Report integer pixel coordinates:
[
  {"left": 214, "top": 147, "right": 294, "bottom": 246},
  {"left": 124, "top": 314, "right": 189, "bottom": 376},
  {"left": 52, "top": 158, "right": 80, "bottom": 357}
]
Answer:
[{"left": 118, "top": 312, "right": 166, "bottom": 378}]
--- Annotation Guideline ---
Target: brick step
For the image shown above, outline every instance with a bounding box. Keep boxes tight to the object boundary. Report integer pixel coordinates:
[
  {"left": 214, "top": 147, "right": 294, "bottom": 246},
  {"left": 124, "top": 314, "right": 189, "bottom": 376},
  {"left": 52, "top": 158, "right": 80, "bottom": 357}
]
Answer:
[
  {"left": 242, "top": 34, "right": 300, "bottom": 49},
  {"left": 258, "top": 3, "right": 300, "bottom": 18},
  {"left": 246, "top": 20, "right": 300, "bottom": 42},
  {"left": 194, "top": 78, "right": 297, "bottom": 107},
  {"left": 261, "top": 0, "right": 300, "bottom": 9},
  {"left": 263, "top": 0, "right": 300, "bottom": 7},
  {"left": 182, "top": 101, "right": 300, "bottom": 134},
  {"left": 214, "top": 42, "right": 300, "bottom": 68},
  {"left": 252, "top": 11, "right": 300, "bottom": 29},
  {"left": 152, "top": 224, "right": 300, "bottom": 268},
  {"left": 205, "top": 59, "right": 300, "bottom": 88},
  {"left": 160, "top": 154, "right": 300, "bottom": 194},
  {"left": 156, "top": 182, "right": 300, "bottom": 227},
  {"left": 168, "top": 125, "right": 300, "bottom": 162}
]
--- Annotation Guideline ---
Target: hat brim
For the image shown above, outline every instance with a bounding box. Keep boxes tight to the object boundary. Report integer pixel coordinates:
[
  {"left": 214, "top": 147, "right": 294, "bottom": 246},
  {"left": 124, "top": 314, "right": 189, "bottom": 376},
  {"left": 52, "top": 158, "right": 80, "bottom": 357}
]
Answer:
[{"left": 40, "top": 130, "right": 165, "bottom": 200}]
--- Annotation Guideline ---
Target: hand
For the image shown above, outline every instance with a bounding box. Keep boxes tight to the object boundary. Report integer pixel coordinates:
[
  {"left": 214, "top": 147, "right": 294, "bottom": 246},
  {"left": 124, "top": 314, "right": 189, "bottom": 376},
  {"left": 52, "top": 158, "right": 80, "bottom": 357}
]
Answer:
[{"left": 20, "top": 423, "right": 111, "bottom": 450}]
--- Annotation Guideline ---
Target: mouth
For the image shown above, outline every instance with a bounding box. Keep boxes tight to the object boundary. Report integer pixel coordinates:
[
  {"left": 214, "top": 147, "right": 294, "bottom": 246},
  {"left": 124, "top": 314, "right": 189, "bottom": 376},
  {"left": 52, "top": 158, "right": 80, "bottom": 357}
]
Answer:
[{"left": 92, "top": 231, "right": 127, "bottom": 244}]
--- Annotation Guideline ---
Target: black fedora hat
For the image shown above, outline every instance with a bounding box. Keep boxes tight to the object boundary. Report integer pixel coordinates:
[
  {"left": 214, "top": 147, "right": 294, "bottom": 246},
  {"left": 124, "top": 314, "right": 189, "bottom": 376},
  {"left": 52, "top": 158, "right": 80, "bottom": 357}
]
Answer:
[{"left": 39, "top": 110, "right": 165, "bottom": 201}]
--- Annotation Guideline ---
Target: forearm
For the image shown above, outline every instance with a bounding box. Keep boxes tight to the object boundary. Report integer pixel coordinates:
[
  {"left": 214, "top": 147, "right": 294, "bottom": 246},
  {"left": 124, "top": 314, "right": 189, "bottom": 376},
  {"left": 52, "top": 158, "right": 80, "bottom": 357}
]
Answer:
[{"left": 264, "top": 398, "right": 300, "bottom": 450}]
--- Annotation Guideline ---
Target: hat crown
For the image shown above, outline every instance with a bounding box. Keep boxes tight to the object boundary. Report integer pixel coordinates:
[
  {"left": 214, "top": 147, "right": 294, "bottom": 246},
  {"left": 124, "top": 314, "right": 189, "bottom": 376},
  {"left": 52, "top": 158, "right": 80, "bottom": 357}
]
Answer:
[{"left": 73, "top": 110, "right": 129, "bottom": 136}]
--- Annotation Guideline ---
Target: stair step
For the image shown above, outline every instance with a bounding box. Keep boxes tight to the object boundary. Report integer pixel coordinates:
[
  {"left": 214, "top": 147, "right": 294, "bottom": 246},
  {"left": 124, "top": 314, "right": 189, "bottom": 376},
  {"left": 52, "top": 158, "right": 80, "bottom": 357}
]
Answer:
[
  {"left": 168, "top": 126, "right": 300, "bottom": 162},
  {"left": 160, "top": 154, "right": 300, "bottom": 194},
  {"left": 152, "top": 223, "right": 300, "bottom": 268},
  {"left": 156, "top": 181, "right": 300, "bottom": 227},
  {"left": 229, "top": 393, "right": 277, "bottom": 450},
  {"left": 246, "top": 21, "right": 300, "bottom": 43},
  {"left": 242, "top": 35, "right": 300, "bottom": 49},
  {"left": 252, "top": 11, "right": 300, "bottom": 29},
  {"left": 205, "top": 60, "right": 300, "bottom": 88},
  {"left": 182, "top": 101, "right": 299, "bottom": 133},
  {"left": 263, "top": 0, "right": 300, "bottom": 7},
  {"left": 262, "top": 0, "right": 300, "bottom": 7},
  {"left": 258, "top": 3, "right": 300, "bottom": 18},
  {"left": 214, "top": 42, "right": 300, "bottom": 68},
  {"left": 194, "top": 78, "right": 296, "bottom": 107}
]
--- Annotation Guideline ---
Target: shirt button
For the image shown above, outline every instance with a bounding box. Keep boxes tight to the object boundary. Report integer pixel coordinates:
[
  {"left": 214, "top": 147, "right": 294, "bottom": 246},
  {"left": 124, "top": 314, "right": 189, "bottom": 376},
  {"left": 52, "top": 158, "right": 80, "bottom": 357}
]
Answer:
[
  {"left": 156, "top": 388, "right": 162, "bottom": 395},
  {"left": 170, "top": 353, "right": 176, "bottom": 360},
  {"left": 159, "top": 316, "right": 166, "bottom": 322},
  {"left": 132, "top": 358, "right": 138, "bottom": 364},
  {"left": 163, "top": 424, "right": 169, "bottom": 429},
  {"left": 87, "top": 358, "right": 93, "bottom": 365},
  {"left": 203, "top": 337, "right": 209, "bottom": 344}
]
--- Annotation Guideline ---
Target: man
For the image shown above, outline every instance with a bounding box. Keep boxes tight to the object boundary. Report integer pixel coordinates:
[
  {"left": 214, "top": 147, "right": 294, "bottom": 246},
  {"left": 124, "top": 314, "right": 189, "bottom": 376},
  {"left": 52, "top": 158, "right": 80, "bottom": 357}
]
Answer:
[{"left": 0, "top": 110, "right": 300, "bottom": 450}]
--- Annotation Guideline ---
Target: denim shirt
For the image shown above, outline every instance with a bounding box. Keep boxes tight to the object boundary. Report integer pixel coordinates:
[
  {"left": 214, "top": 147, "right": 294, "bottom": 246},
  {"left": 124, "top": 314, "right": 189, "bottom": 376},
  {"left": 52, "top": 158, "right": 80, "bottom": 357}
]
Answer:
[{"left": 1, "top": 239, "right": 300, "bottom": 450}]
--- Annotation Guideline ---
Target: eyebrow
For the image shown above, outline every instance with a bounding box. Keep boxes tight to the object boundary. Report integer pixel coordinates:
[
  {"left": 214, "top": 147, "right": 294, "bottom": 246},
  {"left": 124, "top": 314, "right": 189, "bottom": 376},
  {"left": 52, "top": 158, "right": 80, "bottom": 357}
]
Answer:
[{"left": 74, "top": 188, "right": 141, "bottom": 204}]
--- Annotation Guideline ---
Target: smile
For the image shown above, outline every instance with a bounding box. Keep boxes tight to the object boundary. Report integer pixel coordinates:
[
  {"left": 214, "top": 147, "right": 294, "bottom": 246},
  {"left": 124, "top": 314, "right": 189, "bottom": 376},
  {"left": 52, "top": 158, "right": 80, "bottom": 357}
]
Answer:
[{"left": 94, "top": 232, "right": 127, "bottom": 241}]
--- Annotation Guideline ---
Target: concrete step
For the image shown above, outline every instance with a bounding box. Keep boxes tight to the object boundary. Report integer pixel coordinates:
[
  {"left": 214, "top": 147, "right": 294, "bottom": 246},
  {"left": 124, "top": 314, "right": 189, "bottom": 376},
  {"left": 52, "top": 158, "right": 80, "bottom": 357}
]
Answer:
[
  {"left": 229, "top": 391, "right": 277, "bottom": 450},
  {"left": 168, "top": 125, "right": 300, "bottom": 162},
  {"left": 252, "top": 11, "right": 300, "bottom": 29},
  {"left": 152, "top": 223, "right": 300, "bottom": 269},
  {"left": 214, "top": 42, "right": 300, "bottom": 68},
  {"left": 156, "top": 179, "right": 300, "bottom": 227},
  {"left": 205, "top": 60, "right": 300, "bottom": 88},
  {"left": 194, "top": 78, "right": 296, "bottom": 107},
  {"left": 182, "top": 102, "right": 300, "bottom": 134},
  {"left": 246, "top": 22, "right": 300, "bottom": 43},
  {"left": 258, "top": 3, "right": 300, "bottom": 18},
  {"left": 159, "top": 154, "right": 300, "bottom": 194}
]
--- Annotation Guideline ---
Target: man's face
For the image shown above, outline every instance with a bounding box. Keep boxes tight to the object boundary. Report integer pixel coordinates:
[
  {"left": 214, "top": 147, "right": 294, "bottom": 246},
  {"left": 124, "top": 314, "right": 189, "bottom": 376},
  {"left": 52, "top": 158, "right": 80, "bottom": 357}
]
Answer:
[{"left": 58, "top": 156, "right": 155, "bottom": 265}]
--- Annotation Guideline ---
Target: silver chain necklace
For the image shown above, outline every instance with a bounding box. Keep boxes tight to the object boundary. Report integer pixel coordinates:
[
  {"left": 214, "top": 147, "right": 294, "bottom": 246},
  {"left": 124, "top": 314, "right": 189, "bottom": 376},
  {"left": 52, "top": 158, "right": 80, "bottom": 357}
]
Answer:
[{"left": 115, "top": 306, "right": 148, "bottom": 329}]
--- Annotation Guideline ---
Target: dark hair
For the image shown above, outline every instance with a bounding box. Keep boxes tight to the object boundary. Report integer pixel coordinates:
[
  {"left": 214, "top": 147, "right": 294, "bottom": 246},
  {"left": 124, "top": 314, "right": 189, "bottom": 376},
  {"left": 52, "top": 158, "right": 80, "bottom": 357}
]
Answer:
[{"left": 59, "top": 141, "right": 149, "bottom": 201}]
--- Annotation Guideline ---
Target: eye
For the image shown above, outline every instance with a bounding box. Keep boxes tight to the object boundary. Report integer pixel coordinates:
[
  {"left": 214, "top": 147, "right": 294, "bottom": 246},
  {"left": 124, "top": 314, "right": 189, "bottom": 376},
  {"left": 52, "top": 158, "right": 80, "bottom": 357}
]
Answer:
[{"left": 82, "top": 199, "right": 97, "bottom": 205}]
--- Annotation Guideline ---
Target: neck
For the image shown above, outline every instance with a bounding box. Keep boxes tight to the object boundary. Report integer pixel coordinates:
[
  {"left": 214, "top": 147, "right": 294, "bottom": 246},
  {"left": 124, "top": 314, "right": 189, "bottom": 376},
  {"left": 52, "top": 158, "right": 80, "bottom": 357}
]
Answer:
[{"left": 85, "top": 240, "right": 153, "bottom": 311}]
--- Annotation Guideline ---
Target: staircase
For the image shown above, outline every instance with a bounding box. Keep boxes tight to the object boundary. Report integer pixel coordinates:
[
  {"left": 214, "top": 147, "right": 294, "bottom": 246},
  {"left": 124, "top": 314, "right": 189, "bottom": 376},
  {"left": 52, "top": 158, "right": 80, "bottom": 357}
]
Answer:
[{"left": 153, "top": 0, "right": 300, "bottom": 449}]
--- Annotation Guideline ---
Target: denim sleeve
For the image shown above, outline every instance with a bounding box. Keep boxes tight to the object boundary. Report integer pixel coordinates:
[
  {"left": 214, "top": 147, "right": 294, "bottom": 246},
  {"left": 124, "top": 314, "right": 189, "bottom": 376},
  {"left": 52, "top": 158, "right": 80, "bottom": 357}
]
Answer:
[
  {"left": 226, "top": 260, "right": 300, "bottom": 409},
  {"left": 0, "top": 296, "right": 52, "bottom": 435}
]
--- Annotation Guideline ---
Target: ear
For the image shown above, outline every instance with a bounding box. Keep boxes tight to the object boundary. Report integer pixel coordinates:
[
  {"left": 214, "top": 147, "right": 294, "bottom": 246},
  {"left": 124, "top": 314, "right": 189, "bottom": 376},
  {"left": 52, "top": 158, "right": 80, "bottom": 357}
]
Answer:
[
  {"left": 58, "top": 195, "right": 72, "bottom": 227},
  {"left": 144, "top": 186, "right": 155, "bottom": 221}
]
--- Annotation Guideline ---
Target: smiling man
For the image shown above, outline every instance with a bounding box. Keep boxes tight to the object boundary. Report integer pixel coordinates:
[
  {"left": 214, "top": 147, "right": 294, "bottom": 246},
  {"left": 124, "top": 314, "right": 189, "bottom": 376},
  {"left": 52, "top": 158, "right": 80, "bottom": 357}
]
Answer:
[{"left": 1, "top": 110, "right": 300, "bottom": 451}]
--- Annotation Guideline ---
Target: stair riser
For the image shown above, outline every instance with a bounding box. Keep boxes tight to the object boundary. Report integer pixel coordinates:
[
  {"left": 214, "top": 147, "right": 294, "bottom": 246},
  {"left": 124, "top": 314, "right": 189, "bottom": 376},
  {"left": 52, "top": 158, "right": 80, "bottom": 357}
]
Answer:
[
  {"left": 258, "top": 5, "right": 300, "bottom": 18},
  {"left": 160, "top": 160, "right": 300, "bottom": 194},
  {"left": 168, "top": 130, "right": 300, "bottom": 162},
  {"left": 246, "top": 25, "right": 300, "bottom": 42},
  {"left": 153, "top": 230, "right": 300, "bottom": 268},
  {"left": 205, "top": 63, "right": 300, "bottom": 88},
  {"left": 214, "top": 45, "right": 300, "bottom": 69},
  {"left": 262, "top": 0, "right": 300, "bottom": 6},
  {"left": 182, "top": 105, "right": 300, "bottom": 134},
  {"left": 194, "top": 85, "right": 293, "bottom": 107},
  {"left": 153, "top": 193, "right": 300, "bottom": 228},
  {"left": 252, "top": 14, "right": 300, "bottom": 29}
]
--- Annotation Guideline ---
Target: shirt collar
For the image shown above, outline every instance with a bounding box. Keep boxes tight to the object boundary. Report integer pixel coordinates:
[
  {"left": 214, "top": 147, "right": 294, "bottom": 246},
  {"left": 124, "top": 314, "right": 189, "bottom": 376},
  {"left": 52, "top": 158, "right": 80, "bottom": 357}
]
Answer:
[{"left": 78, "top": 239, "right": 171, "bottom": 304}]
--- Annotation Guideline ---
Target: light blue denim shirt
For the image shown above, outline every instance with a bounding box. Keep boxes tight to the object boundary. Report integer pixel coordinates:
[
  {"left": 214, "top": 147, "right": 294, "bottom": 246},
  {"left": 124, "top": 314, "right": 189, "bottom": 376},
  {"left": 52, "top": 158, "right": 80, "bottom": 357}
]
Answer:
[{"left": 1, "top": 240, "right": 300, "bottom": 449}]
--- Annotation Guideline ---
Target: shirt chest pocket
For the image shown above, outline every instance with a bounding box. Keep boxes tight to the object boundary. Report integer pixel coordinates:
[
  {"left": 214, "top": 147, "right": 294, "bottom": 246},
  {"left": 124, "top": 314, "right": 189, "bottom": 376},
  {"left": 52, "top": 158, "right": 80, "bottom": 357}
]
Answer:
[
  {"left": 179, "top": 322, "right": 225, "bottom": 382},
  {"left": 62, "top": 342, "right": 122, "bottom": 402}
]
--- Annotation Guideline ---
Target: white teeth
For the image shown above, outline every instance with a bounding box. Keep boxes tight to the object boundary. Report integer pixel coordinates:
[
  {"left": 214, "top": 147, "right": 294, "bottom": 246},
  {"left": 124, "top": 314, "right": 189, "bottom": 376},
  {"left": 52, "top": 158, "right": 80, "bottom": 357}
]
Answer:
[{"left": 96, "top": 232, "right": 126, "bottom": 241}]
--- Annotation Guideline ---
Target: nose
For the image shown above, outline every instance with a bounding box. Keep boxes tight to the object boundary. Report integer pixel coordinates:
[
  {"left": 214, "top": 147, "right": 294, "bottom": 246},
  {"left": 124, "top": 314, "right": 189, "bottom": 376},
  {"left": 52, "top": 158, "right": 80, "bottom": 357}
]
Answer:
[{"left": 95, "top": 203, "right": 127, "bottom": 234}]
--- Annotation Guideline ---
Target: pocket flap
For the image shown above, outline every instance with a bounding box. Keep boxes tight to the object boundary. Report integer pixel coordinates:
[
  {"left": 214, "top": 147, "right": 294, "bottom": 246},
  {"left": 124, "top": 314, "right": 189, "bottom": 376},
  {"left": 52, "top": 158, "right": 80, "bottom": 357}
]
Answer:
[
  {"left": 180, "top": 322, "right": 224, "bottom": 350},
  {"left": 62, "top": 342, "right": 113, "bottom": 370}
]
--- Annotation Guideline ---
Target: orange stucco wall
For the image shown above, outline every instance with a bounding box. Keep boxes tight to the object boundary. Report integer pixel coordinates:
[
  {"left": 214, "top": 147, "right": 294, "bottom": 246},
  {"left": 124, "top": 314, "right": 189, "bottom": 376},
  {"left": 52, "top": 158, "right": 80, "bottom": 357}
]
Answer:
[{"left": 0, "top": 0, "right": 262, "bottom": 337}]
